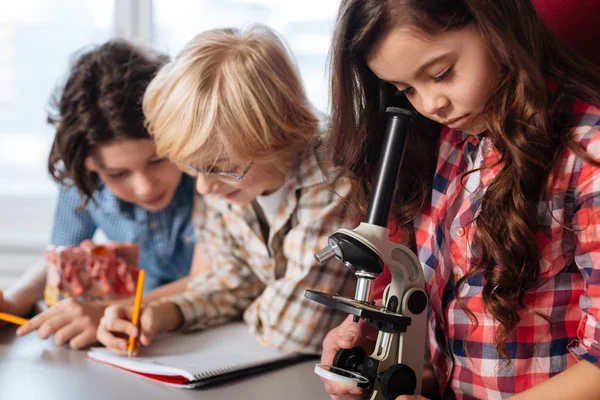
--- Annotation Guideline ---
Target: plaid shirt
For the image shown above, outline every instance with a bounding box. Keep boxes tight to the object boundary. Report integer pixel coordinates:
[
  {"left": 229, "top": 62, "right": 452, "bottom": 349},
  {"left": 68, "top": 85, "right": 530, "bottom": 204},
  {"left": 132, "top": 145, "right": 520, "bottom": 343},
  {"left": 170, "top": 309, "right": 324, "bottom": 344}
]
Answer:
[
  {"left": 416, "top": 93, "right": 600, "bottom": 399},
  {"left": 168, "top": 149, "right": 358, "bottom": 354}
]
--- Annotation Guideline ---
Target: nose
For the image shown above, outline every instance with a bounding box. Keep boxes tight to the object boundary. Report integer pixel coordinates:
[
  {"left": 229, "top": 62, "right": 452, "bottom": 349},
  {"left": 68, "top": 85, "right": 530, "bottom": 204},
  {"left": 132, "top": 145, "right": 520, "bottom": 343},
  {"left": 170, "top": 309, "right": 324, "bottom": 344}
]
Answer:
[
  {"left": 420, "top": 90, "right": 449, "bottom": 117},
  {"left": 195, "top": 174, "right": 220, "bottom": 195},
  {"left": 133, "top": 173, "right": 156, "bottom": 198}
]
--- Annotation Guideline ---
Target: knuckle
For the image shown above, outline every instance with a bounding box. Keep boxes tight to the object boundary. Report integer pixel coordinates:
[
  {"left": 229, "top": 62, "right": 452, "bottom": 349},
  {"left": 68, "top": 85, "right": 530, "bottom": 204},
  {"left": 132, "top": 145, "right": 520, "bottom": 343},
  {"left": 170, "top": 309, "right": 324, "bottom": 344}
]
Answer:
[{"left": 80, "top": 315, "right": 93, "bottom": 326}]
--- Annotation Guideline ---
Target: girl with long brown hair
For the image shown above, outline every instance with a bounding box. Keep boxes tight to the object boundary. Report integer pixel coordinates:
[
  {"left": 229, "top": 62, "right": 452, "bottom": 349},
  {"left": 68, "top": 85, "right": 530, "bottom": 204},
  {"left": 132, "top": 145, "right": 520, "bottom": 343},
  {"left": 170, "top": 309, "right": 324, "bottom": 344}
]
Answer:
[{"left": 320, "top": 0, "right": 600, "bottom": 399}]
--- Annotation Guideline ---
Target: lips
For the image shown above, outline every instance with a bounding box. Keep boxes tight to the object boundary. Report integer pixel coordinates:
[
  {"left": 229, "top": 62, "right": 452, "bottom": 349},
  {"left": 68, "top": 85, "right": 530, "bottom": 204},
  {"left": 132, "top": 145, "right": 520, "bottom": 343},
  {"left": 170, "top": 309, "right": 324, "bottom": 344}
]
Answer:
[
  {"left": 144, "top": 191, "right": 166, "bottom": 206},
  {"left": 442, "top": 114, "right": 471, "bottom": 130},
  {"left": 217, "top": 189, "right": 240, "bottom": 200}
]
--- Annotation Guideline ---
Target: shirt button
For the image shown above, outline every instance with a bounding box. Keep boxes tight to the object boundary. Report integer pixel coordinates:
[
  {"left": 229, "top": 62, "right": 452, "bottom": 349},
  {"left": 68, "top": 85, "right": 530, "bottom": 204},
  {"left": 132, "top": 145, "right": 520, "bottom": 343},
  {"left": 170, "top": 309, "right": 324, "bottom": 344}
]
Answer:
[
  {"left": 454, "top": 273, "right": 461, "bottom": 282},
  {"left": 150, "top": 220, "right": 159, "bottom": 230},
  {"left": 456, "top": 227, "right": 465, "bottom": 236},
  {"left": 439, "top": 322, "right": 445, "bottom": 330}
]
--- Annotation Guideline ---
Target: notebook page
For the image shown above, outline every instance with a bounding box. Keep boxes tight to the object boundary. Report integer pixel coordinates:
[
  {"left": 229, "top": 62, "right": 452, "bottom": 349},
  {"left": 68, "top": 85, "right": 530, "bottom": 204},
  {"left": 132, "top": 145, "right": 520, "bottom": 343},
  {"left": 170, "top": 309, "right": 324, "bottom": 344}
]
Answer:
[{"left": 88, "top": 322, "right": 294, "bottom": 380}]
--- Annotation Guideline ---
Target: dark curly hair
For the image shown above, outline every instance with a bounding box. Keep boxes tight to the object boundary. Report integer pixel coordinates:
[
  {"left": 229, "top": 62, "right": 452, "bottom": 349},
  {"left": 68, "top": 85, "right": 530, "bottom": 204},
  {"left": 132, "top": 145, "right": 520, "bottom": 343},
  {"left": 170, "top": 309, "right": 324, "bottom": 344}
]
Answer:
[{"left": 47, "top": 40, "right": 168, "bottom": 203}]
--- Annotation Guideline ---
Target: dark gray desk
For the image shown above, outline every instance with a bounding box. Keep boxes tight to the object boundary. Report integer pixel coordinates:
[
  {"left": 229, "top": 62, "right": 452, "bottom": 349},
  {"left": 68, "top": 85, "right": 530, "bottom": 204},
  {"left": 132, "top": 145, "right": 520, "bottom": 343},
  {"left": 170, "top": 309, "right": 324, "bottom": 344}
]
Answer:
[{"left": 0, "top": 328, "right": 329, "bottom": 399}]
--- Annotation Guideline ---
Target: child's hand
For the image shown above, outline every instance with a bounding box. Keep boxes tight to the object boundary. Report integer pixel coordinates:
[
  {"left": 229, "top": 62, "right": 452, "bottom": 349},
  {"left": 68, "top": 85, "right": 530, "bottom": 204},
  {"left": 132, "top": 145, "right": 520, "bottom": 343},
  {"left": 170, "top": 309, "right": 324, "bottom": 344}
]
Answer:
[
  {"left": 96, "top": 301, "right": 182, "bottom": 356},
  {"left": 321, "top": 314, "right": 378, "bottom": 400},
  {"left": 0, "top": 290, "right": 7, "bottom": 328},
  {"left": 15, "top": 297, "right": 106, "bottom": 349}
]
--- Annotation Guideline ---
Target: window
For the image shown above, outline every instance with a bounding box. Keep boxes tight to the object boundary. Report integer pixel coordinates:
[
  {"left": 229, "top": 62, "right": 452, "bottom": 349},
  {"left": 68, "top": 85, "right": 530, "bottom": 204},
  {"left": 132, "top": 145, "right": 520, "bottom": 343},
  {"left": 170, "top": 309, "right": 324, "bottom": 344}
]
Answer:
[
  {"left": 0, "top": 0, "right": 114, "bottom": 198},
  {"left": 0, "top": 1, "right": 114, "bottom": 287},
  {"left": 152, "top": 0, "right": 340, "bottom": 113},
  {"left": 0, "top": 0, "right": 340, "bottom": 287}
]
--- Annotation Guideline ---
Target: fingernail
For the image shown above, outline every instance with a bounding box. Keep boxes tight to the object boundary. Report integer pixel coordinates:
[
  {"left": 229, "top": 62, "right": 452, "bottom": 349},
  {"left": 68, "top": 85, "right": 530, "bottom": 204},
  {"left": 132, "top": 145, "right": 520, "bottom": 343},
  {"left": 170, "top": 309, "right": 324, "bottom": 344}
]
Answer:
[
  {"left": 15, "top": 328, "right": 22, "bottom": 336},
  {"left": 119, "top": 341, "right": 127, "bottom": 350},
  {"left": 349, "top": 388, "right": 363, "bottom": 395}
]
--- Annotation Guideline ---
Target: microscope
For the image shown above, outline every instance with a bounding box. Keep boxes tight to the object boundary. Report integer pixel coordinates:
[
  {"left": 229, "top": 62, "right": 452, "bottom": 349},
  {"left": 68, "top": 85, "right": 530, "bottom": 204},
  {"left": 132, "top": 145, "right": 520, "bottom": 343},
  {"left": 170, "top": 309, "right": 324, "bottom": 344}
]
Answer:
[{"left": 305, "top": 107, "right": 428, "bottom": 400}]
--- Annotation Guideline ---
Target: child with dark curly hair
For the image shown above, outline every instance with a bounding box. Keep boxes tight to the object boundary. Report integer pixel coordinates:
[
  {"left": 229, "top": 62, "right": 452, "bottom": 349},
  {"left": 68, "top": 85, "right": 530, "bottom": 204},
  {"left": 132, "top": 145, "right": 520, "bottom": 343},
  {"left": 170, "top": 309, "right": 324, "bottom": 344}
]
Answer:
[{"left": 0, "top": 40, "right": 203, "bottom": 350}]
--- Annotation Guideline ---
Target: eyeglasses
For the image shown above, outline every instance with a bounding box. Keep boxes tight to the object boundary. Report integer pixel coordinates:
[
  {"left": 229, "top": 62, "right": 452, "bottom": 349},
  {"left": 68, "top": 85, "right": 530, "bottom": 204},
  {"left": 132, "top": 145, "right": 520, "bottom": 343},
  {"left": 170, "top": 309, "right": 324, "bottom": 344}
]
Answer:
[{"left": 185, "top": 161, "right": 254, "bottom": 183}]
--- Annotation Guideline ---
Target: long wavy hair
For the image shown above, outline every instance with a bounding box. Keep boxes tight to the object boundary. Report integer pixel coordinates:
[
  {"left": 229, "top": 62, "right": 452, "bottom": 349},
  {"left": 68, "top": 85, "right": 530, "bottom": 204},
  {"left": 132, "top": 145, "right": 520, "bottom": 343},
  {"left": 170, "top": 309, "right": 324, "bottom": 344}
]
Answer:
[
  {"left": 325, "top": 0, "right": 600, "bottom": 359},
  {"left": 47, "top": 40, "right": 168, "bottom": 203}
]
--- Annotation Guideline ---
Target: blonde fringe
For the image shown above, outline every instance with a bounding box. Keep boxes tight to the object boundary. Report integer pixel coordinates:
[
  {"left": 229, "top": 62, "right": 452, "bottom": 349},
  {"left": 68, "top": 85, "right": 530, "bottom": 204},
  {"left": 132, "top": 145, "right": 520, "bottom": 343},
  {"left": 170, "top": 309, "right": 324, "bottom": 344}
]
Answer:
[{"left": 142, "top": 25, "right": 319, "bottom": 169}]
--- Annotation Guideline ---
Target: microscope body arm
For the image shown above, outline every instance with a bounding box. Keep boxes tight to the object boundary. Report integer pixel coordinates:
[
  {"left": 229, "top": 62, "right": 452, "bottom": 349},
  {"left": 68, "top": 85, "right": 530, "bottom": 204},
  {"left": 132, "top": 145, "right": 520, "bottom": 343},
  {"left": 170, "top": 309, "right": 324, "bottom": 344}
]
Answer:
[{"left": 338, "top": 222, "right": 428, "bottom": 398}]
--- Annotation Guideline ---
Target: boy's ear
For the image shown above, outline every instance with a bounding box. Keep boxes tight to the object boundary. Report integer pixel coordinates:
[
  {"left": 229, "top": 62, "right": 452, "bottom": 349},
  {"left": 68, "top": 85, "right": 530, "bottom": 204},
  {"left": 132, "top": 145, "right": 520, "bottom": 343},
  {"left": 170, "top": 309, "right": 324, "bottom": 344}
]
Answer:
[{"left": 84, "top": 157, "right": 98, "bottom": 172}]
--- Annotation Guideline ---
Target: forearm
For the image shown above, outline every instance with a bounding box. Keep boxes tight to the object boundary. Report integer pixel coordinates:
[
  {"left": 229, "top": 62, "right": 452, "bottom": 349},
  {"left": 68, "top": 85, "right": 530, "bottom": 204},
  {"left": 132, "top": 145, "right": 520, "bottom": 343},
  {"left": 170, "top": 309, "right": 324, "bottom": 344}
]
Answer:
[
  {"left": 168, "top": 266, "right": 265, "bottom": 332},
  {"left": 4, "top": 259, "right": 47, "bottom": 316},
  {"left": 509, "top": 360, "right": 600, "bottom": 400},
  {"left": 145, "top": 275, "right": 194, "bottom": 301},
  {"left": 149, "top": 299, "right": 184, "bottom": 333},
  {"left": 110, "top": 275, "right": 195, "bottom": 307}
]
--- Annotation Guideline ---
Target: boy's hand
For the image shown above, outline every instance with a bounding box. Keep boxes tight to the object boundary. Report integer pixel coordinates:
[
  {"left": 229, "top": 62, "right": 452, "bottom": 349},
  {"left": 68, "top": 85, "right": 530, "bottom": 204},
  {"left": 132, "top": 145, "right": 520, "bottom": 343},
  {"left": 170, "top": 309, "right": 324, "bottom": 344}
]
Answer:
[
  {"left": 96, "top": 301, "right": 182, "bottom": 356},
  {"left": 15, "top": 297, "right": 106, "bottom": 349},
  {"left": 321, "top": 314, "right": 379, "bottom": 400},
  {"left": 0, "top": 291, "right": 7, "bottom": 328}
]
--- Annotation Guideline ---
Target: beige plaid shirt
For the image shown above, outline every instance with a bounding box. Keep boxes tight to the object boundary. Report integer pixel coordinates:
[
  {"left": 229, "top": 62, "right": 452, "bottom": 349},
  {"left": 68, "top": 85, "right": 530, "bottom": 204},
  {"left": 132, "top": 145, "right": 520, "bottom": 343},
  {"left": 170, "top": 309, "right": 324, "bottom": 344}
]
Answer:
[{"left": 168, "top": 149, "right": 358, "bottom": 354}]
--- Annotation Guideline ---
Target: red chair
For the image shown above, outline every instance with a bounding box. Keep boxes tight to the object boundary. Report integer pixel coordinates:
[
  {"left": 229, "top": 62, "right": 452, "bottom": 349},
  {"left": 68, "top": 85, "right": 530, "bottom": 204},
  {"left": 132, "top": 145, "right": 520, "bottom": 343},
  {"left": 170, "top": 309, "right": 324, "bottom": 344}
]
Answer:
[{"left": 533, "top": 0, "right": 600, "bottom": 65}]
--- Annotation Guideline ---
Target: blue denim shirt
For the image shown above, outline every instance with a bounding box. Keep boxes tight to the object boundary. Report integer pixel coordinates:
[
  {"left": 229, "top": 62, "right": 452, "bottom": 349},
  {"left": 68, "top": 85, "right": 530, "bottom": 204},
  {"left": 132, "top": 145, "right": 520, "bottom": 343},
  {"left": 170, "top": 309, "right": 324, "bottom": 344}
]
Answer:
[{"left": 51, "top": 174, "right": 196, "bottom": 291}]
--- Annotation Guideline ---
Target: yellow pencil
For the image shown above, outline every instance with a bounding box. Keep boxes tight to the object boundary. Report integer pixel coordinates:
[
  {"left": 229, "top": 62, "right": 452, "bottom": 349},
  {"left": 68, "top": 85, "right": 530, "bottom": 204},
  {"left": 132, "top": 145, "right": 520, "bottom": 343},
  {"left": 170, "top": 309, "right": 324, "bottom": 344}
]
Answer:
[
  {"left": 127, "top": 269, "right": 145, "bottom": 358},
  {"left": 0, "top": 312, "right": 29, "bottom": 326}
]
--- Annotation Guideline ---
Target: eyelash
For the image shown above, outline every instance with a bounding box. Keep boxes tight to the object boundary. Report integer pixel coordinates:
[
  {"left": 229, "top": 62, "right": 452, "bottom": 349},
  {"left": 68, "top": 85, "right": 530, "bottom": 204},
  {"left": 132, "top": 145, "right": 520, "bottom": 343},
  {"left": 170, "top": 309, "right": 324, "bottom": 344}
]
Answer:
[
  {"left": 400, "top": 67, "right": 453, "bottom": 96},
  {"left": 107, "top": 172, "right": 128, "bottom": 179},
  {"left": 434, "top": 67, "right": 452, "bottom": 83},
  {"left": 150, "top": 157, "right": 167, "bottom": 165},
  {"left": 106, "top": 158, "right": 166, "bottom": 179}
]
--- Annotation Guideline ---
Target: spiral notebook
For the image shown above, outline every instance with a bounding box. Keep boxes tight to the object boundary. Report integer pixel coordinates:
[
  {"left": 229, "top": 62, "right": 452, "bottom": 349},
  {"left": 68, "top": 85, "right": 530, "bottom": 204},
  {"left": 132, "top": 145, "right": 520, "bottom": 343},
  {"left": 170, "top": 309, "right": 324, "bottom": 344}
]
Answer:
[{"left": 87, "top": 322, "right": 316, "bottom": 389}]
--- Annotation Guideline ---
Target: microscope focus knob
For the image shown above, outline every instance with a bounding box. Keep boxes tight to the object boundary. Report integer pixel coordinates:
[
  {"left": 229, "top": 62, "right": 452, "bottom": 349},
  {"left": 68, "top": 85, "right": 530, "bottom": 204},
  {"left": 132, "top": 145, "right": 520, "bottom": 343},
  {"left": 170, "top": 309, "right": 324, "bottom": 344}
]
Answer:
[
  {"left": 379, "top": 364, "right": 417, "bottom": 400},
  {"left": 315, "top": 237, "right": 342, "bottom": 265},
  {"left": 332, "top": 347, "right": 367, "bottom": 371}
]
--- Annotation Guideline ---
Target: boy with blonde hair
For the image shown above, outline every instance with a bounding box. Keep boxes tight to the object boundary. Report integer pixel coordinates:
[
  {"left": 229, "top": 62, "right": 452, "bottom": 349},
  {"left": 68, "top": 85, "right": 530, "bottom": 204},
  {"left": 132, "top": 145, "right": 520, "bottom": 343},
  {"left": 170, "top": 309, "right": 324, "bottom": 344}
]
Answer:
[{"left": 96, "top": 25, "right": 357, "bottom": 355}]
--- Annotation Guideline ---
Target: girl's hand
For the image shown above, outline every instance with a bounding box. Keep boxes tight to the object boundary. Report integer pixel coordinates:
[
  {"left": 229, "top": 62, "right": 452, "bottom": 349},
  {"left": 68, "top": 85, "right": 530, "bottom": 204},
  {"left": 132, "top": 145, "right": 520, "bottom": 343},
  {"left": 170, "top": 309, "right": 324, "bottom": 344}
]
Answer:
[
  {"left": 321, "top": 314, "right": 379, "bottom": 400},
  {"left": 15, "top": 297, "right": 106, "bottom": 349},
  {"left": 96, "top": 301, "right": 181, "bottom": 356}
]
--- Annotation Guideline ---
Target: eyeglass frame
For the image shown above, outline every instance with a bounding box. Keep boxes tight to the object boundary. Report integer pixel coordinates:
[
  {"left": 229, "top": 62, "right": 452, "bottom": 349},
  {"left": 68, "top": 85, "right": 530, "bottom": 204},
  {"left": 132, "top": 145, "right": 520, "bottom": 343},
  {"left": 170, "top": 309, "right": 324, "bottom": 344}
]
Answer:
[{"left": 185, "top": 161, "right": 254, "bottom": 182}]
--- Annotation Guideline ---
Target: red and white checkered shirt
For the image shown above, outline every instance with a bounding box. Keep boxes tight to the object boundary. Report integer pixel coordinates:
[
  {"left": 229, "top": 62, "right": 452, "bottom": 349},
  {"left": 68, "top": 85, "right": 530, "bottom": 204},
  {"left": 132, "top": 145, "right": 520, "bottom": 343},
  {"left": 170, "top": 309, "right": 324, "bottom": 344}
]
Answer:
[
  {"left": 168, "top": 149, "right": 358, "bottom": 354},
  {"left": 411, "top": 93, "right": 600, "bottom": 398}
]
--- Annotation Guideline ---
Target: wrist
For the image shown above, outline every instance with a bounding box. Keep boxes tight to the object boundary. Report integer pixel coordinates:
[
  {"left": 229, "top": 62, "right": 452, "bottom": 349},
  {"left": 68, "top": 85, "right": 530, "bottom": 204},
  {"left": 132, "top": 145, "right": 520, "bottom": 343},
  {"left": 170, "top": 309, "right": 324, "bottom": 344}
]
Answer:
[
  {"left": 2, "top": 290, "right": 35, "bottom": 316},
  {"left": 151, "top": 300, "right": 183, "bottom": 333}
]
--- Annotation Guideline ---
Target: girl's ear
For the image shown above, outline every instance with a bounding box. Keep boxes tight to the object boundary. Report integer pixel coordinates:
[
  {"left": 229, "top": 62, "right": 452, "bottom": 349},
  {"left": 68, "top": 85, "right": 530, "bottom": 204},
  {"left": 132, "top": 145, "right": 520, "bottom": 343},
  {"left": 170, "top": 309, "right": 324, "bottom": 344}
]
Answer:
[{"left": 84, "top": 157, "right": 98, "bottom": 172}]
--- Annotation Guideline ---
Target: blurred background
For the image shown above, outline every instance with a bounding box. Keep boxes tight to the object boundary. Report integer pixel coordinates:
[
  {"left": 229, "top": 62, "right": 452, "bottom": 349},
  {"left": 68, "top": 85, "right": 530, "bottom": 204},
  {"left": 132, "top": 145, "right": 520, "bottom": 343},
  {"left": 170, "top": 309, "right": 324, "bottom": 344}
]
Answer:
[{"left": 0, "top": 0, "right": 340, "bottom": 288}]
